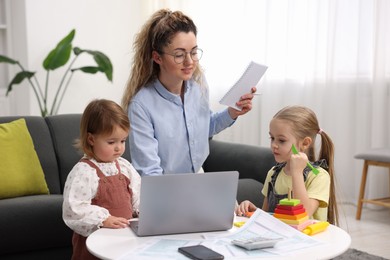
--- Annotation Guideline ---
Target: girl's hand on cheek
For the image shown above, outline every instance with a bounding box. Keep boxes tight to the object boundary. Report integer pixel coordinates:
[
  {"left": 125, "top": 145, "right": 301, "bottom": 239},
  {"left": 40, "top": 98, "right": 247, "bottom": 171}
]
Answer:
[{"left": 290, "top": 152, "right": 308, "bottom": 176}]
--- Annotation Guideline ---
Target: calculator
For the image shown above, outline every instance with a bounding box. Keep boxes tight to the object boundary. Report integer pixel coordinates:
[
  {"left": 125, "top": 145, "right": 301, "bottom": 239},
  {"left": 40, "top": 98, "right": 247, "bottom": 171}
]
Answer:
[{"left": 231, "top": 236, "right": 283, "bottom": 250}]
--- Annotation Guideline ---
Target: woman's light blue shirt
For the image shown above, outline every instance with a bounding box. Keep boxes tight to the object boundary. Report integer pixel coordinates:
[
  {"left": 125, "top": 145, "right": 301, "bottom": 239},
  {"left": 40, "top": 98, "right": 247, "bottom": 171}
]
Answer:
[{"left": 128, "top": 78, "right": 234, "bottom": 176}]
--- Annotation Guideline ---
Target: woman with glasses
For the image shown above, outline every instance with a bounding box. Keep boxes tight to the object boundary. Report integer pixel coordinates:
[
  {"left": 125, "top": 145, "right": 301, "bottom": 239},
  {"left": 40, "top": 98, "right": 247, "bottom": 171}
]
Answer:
[{"left": 121, "top": 9, "right": 256, "bottom": 176}]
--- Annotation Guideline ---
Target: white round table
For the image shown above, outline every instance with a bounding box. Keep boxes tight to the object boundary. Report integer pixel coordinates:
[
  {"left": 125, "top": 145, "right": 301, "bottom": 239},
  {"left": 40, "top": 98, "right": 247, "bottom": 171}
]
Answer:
[{"left": 86, "top": 217, "right": 351, "bottom": 260}]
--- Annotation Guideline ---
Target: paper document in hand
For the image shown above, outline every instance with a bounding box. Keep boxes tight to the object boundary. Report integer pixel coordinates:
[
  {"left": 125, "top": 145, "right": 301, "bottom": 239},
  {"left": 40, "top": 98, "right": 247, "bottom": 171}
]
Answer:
[{"left": 219, "top": 61, "right": 268, "bottom": 110}]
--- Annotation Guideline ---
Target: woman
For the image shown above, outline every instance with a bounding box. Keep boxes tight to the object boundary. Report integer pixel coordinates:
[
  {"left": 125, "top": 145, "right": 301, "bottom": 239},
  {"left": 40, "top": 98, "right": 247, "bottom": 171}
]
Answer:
[{"left": 122, "top": 9, "right": 256, "bottom": 176}]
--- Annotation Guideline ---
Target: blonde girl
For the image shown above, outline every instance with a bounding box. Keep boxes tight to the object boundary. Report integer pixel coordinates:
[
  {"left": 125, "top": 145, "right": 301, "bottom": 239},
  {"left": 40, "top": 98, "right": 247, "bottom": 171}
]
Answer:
[{"left": 237, "top": 105, "right": 338, "bottom": 225}]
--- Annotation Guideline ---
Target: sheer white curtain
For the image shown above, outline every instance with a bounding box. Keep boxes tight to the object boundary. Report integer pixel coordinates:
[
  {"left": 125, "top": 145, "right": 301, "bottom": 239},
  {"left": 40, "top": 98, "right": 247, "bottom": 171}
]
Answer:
[{"left": 139, "top": 0, "right": 390, "bottom": 205}]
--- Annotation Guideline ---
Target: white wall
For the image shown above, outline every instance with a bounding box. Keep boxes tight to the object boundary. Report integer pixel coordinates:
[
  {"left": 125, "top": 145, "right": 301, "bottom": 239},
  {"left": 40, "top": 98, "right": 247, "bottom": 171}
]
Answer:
[
  {"left": 4, "top": 0, "right": 389, "bottom": 206},
  {"left": 8, "top": 0, "right": 146, "bottom": 116}
]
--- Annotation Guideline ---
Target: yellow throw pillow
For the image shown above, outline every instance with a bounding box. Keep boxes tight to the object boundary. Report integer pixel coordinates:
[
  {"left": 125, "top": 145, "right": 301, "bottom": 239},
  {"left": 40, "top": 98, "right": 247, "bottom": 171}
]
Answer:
[{"left": 0, "top": 118, "right": 49, "bottom": 199}]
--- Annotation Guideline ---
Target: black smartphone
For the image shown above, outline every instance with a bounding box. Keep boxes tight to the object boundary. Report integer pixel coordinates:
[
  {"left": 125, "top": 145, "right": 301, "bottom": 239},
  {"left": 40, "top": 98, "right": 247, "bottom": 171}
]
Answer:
[{"left": 178, "top": 245, "right": 224, "bottom": 260}]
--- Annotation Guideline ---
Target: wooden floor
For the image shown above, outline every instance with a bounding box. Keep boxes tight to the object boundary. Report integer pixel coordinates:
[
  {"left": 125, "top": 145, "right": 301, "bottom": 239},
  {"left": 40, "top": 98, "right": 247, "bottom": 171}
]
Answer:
[{"left": 338, "top": 203, "right": 390, "bottom": 259}]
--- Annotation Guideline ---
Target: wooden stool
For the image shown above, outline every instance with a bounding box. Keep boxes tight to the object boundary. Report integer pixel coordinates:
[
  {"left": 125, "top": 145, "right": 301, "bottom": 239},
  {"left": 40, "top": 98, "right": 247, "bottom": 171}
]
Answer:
[{"left": 355, "top": 148, "right": 390, "bottom": 220}]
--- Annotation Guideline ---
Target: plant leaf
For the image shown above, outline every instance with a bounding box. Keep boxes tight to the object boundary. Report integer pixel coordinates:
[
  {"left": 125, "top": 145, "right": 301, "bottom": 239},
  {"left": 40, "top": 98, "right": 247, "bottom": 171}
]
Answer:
[
  {"left": 0, "top": 55, "right": 18, "bottom": 64},
  {"left": 91, "top": 51, "right": 113, "bottom": 81},
  {"left": 6, "top": 71, "right": 35, "bottom": 96},
  {"left": 43, "top": 29, "right": 75, "bottom": 70},
  {"left": 71, "top": 66, "right": 102, "bottom": 74},
  {"left": 74, "top": 48, "right": 113, "bottom": 81},
  {"left": 73, "top": 47, "right": 82, "bottom": 55}
]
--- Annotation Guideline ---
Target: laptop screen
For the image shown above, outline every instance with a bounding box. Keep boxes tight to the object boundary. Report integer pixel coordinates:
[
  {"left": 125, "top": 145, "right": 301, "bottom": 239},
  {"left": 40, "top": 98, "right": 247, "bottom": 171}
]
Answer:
[{"left": 132, "top": 171, "right": 239, "bottom": 236}]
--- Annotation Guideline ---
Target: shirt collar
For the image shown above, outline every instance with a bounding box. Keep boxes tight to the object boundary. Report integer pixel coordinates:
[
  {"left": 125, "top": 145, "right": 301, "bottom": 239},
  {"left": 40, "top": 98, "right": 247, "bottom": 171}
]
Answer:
[{"left": 154, "top": 79, "right": 190, "bottom": 106}]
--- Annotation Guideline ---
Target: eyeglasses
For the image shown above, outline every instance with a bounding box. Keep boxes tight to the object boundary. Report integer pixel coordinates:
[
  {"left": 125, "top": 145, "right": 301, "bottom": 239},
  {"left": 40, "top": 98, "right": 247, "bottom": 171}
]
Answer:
[{"left": 160, "top": 48, "right": 203, "bottom": 64}]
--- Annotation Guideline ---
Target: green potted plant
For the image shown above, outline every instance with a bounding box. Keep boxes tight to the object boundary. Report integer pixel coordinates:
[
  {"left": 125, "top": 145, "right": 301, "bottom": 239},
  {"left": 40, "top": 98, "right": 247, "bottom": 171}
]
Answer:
[{"left": 0, "top": 29, "right": 113, "bottom": 116}]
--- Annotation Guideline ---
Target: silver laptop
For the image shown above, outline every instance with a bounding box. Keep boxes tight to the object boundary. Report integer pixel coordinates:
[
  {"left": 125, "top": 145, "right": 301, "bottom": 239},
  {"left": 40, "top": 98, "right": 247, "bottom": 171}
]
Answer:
[{"left": 130, "top": 171, "right": 239, "bottom": 236}]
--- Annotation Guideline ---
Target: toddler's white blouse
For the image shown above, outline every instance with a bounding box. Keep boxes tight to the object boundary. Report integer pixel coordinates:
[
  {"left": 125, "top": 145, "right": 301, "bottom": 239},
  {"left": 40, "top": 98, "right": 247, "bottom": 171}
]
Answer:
[{"left": 63, "top": 157, "right": 141, "bottom": 237}]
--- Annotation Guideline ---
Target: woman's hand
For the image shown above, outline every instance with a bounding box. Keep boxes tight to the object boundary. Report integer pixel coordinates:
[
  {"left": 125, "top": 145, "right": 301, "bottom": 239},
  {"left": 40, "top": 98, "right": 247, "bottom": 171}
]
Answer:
[
  {"left": 228, "top": 87, "right": 257, "bottom": 119},
  {"left": 235, "top": 200, "right": 257, "bottom": 216},
  {"left": 102, "top": 216, "right": 129, "bottom": 229}
]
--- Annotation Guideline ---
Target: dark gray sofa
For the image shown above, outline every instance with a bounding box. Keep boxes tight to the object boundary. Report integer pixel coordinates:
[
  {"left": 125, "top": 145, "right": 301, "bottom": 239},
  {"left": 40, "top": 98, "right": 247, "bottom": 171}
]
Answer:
[{"left": 0, "top": 114, "right": 275, "bottom": 259}]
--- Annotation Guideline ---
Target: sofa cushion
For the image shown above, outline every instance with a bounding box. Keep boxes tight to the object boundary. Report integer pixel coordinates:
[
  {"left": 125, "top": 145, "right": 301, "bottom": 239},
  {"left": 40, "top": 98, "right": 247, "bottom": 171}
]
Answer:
[
  {"left": 0, "top": 195, "right": 73, "bottom": 255},
  {"left": 45, "top": 114, "right": 85, "bottom": 192},
  {"left": 0, "top": 119, "right": 49, "bottom": 199},
  {"left": 45, "top": 114, "right": 133, "bottom": 192},
  {"left": 204, "top": 139, "right": 275, "bottom": 184},
  {"left": 0, "top": 116, "right": 62, "bottom": 194},
  {"left": 237, "top": 178, "right": 264, "bottom": 208}
]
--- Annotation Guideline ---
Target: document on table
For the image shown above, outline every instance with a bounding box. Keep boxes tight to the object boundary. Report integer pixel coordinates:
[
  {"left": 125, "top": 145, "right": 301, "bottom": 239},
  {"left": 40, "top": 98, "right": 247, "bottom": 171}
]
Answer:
[
  {"left": 204, "top": 209, "right": 323, "bottom": 257},
  {"left": 116, "top": 209, "right": 324, "bottom": 260},
  {"left": 219, "top": 61, "right": 268, "bottom": 111}
]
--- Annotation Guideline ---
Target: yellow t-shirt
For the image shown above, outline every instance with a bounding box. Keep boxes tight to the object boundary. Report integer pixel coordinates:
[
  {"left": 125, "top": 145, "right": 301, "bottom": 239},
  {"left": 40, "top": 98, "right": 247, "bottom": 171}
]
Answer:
[{"left": 261, "top": 167, "right": 330, "bottom": 221}]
